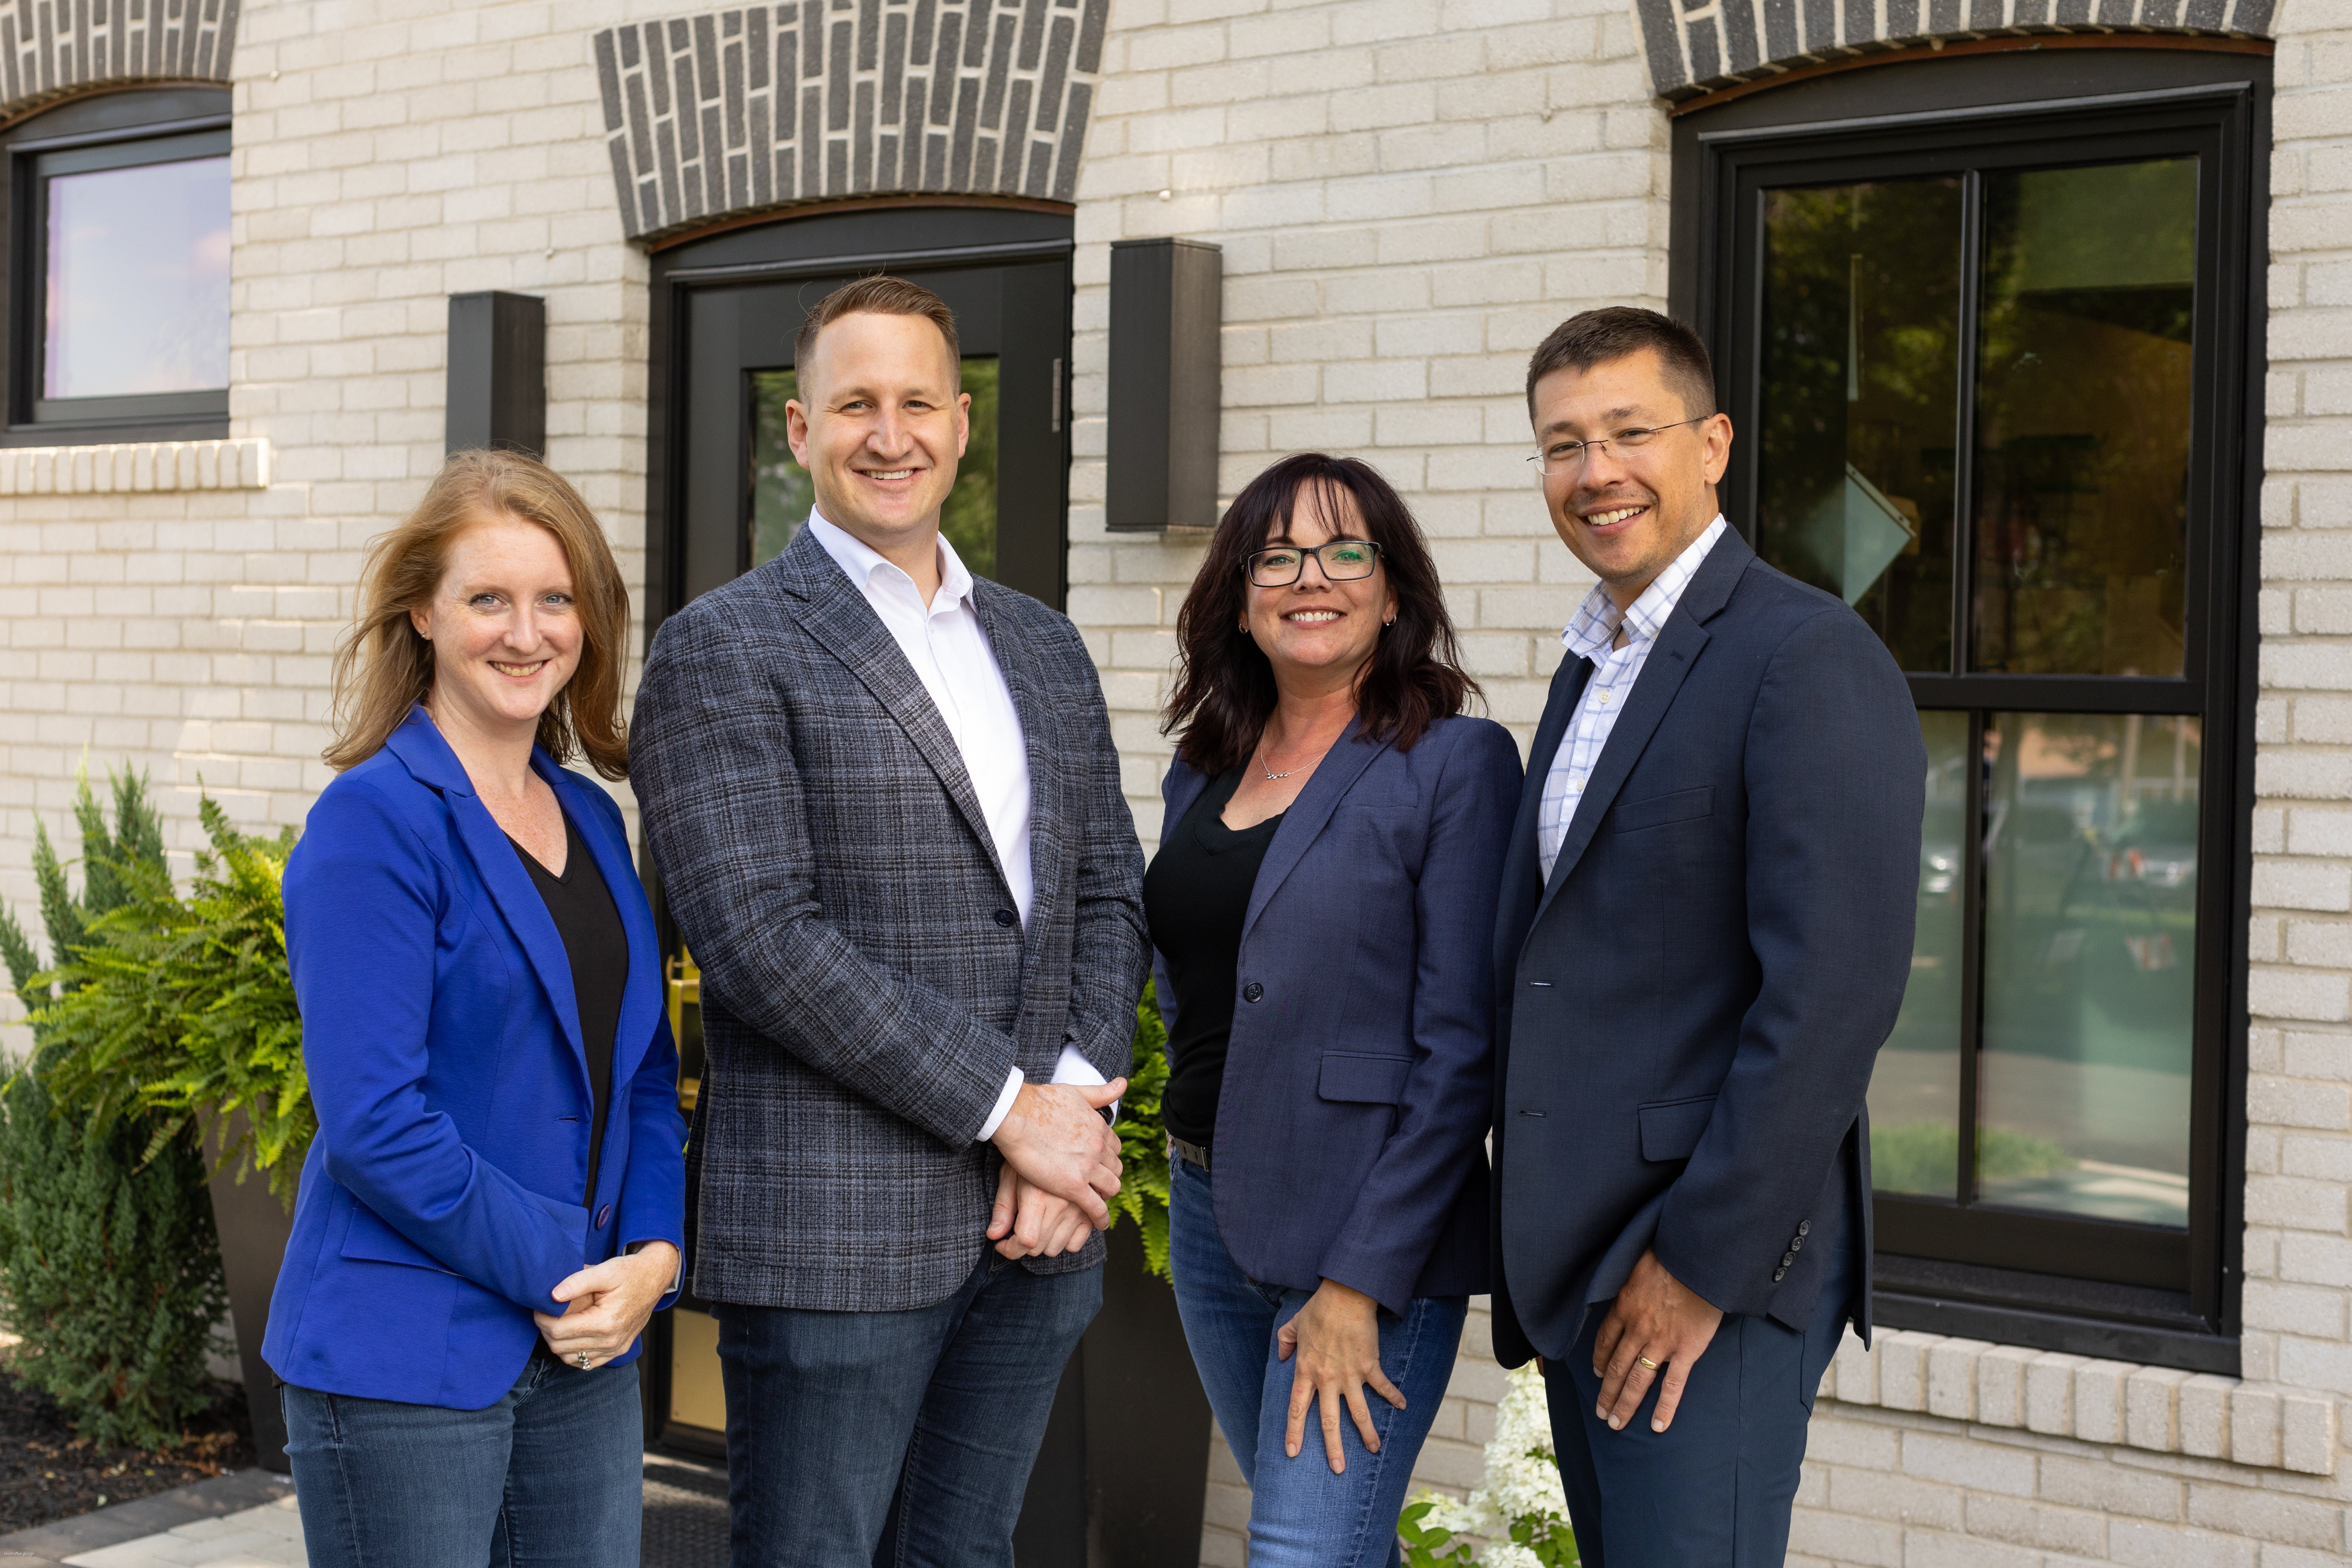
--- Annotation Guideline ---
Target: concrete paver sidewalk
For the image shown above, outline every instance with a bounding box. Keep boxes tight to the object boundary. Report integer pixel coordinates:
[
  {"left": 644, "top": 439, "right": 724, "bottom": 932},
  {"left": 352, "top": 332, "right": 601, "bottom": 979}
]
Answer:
[{"left": 55, "top": 1497, "right": 302, "bottom": 1568}]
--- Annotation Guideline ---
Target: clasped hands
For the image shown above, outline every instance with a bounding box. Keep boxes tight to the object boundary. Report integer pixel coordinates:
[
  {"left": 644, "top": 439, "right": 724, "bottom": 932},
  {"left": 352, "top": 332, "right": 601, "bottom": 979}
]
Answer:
[
  {"left": 534, "top": 1238, "right": 681, "bottom": 1372},
  {"left": 986, "top": 1077, "right": 1127, "bottom": 1260}
]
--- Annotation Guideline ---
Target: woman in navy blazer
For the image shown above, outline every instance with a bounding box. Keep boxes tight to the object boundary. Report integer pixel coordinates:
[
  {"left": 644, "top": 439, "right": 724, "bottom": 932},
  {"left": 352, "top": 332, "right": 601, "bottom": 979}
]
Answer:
[
  {"left": 1149, "top": 454, "right": 1520, "bottom": 1568},
  {"left": 266, "top": 451, "right": 685, "bottom": 1568}
]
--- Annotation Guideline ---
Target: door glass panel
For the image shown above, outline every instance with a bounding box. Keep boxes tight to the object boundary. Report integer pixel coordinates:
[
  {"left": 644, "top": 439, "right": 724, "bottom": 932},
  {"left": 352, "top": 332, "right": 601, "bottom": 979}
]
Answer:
[
  {"left": 1971, "top": 160, "right": 2196, "bottom": 676},
  {"left": 747, "top": 357, "right": 1003, "bottom": 575},
  {"left": 1869, "top": 710, "right": 1970, "bottom": 1197},
  {"left": 1977, "top": 712, "right": 2197, "bottom": 1227},
  {"left": 1757, "top": 177, "right": 1962, "bottom": 672}
]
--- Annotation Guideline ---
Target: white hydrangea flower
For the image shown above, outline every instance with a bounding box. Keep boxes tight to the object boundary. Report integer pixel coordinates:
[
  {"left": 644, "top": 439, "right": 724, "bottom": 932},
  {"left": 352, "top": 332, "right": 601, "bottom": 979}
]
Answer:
[{"left": 1403, "top": 1362, "right": 1572, "bottom": 1563}]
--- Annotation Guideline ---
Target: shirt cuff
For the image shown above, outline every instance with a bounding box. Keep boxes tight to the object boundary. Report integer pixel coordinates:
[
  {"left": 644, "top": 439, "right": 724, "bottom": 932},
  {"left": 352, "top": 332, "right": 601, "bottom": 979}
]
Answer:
[
  {"left": 1050, "top": 1044, "right": 1118, "bottom": 1119},
  {"left": 976, "top": 1066, "right": 1026, "bottom": 1142}
]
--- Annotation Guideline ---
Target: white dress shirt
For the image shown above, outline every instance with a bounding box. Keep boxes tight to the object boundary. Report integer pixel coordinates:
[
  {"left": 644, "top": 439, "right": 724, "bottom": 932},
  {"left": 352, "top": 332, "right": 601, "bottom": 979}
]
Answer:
[
  {"left": 805, "top": 512, "right": 1104, "bottom": 1139},
  {"left": 1537, "top": 516, "right": 1727, "bottom": 883}
]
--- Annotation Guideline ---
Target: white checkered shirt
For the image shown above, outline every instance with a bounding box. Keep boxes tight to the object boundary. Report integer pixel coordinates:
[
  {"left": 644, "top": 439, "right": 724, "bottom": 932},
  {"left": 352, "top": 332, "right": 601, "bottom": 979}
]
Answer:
[{"left": 1537, "top": 516, "right": 1728, "bottom": 883}]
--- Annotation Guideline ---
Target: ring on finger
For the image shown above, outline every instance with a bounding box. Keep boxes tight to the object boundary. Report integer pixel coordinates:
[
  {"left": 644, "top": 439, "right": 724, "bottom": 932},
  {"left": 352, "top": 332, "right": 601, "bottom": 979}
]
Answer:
[{"left": 1634, "top": 1355, "right": 1662, "bottom": 1371}]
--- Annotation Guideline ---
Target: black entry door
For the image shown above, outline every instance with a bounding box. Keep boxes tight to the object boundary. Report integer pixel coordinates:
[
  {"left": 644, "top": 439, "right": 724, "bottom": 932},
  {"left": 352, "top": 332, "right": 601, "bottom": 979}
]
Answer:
[{"left": 661, "top": 208, "right": 1074, "bottom": 624}]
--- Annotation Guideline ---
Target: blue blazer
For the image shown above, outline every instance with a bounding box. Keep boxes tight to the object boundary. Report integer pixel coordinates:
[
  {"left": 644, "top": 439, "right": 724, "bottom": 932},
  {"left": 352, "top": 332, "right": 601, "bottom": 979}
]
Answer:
[
  {"left": 1155, "top": 713, "right": 1521, "bottom": 1315},
  {"left": 1489, "top": 529, "right": 1924, "bottom": 1366},
  {"left": 263, "top": 708, "right": 688, "bottom": 1410}
]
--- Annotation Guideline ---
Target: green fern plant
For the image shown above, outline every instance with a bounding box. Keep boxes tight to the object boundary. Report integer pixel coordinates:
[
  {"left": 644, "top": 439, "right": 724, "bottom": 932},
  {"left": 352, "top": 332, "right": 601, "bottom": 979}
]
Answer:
[{"left": 1108, "top": 981, "right": 1172, "bottom": 1280}]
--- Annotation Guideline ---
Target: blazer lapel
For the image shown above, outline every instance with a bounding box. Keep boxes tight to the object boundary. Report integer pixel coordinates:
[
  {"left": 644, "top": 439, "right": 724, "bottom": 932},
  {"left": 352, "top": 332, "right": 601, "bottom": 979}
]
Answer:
[
  {"left": 1161, "top": 758, "right": 1211, "bottom": 847},
  {"left": 386, "top": 712, "right": 590, "bottom": 1089},
  {"left": 1241, "top": 716, "right": 1391, "bottom": 943},
  {"left": 1531, "top": 531, "right": 1752, "bottom": 925},
  {"left": 973, "top": 583, "right": 1058, "bottom": 941},
  {"left": 547, "top": 762, "right": 661, "bottom": 1097},
  {"left": 779, "top": 528, "right": 1008, "bottom": 893},
  {"left": 1496, "top": 653, "right": 1590, "bottom": 970}
]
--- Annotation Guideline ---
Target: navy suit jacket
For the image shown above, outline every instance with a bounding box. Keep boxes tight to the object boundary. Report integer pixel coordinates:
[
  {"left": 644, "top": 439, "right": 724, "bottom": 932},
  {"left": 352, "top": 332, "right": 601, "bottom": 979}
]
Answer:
[
  {"left": 1490, "top": 529, "right": 1924, "bottom": 1367},
  {"left": 264, "top": 709, "right": 687, "bottom": 1409},
  {"left": 1155, "top": 712, "right": 1521, "bottom": 1314}
]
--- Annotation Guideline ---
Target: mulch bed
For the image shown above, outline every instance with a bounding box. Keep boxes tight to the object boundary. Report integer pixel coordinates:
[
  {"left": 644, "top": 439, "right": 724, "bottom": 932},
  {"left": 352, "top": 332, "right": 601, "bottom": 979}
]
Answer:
[{"left": 0, "top": 1364, "right": 255, "bottom": 1534}]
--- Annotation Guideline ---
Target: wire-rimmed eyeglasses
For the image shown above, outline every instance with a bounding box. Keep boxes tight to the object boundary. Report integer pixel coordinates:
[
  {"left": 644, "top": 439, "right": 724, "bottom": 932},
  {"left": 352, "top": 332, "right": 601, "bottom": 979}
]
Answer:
[
  {"left": 1526, "top": 418, "right": 1707, "bottom": 477},
  {"left": 1243, "top": 538, "right": 1383, "bottom": 587}
]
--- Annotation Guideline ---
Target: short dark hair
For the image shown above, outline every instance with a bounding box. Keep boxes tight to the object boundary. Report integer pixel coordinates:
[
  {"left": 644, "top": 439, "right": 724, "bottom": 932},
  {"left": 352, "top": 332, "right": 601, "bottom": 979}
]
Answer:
[
  {"left": 794, "top": 274, "right": 961, "bottom": 372},
  {"left": 1162, "top": 453, "right": 1479, "bottom": 775},
  {"left": 1524, "top": 307, "right": 1715, "bottom": 423}
]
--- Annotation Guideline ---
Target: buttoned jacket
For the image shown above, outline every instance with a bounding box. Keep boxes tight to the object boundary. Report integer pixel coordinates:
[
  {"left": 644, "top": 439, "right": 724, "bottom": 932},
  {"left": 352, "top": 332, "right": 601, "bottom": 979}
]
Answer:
[
  {"left": 1490, "top": 527, "right": 1925, "bottom": 1366},
  {"left": 630, "top": 524, "right": 1150, "bottom": 1311}
]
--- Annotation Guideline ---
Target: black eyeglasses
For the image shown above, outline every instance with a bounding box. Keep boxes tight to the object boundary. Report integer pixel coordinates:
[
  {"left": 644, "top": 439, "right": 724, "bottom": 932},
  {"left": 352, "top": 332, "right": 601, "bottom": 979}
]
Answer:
[
  {"left": 1526, "top": 417, "right": 1707, "bottom": 476},
  {"left": 1244, "top": 538, "right": 1383, "bottom": 587}
]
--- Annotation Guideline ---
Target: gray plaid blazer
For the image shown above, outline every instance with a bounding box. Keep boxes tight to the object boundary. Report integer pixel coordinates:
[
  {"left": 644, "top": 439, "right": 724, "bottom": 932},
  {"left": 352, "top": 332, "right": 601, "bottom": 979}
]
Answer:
[{"left": 630, "top": 525, "right": 1149, "bottom": 1312}]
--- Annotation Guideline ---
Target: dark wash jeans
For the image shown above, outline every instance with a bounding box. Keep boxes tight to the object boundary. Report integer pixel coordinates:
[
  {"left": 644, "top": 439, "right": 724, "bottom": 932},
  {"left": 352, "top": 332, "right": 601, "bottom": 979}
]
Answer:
[
  {"left": 281, "top": 1348, "right": 643, "bottom": 1568},
  {"left": 717, "top": 1247, "right": 1100, "bottom": 1568},
  {"left": 1167, "top": 1154, "right": 1467, "bottom": 1568}
]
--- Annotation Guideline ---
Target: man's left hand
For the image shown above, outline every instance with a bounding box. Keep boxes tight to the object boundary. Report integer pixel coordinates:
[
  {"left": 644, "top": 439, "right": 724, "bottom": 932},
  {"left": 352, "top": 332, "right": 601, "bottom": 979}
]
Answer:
[
  {"left": 1592, "top": 1247, "right": 1722, "bottom": 1434},
  {"left": 987, "top": 1162, "right": 1102, "bottom": 1259},
  {"left": 534, "top": 1241, "right": 681, "bottom": 1371}
]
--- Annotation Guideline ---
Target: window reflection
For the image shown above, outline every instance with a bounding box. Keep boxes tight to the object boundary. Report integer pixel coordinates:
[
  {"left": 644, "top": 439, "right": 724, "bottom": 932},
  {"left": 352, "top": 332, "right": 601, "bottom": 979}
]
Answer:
[
  {"left": 1757, "top": 177, "right": 1961, "bottom": 672},
  {"left": 1977, "top": 712, "right": 2197, "bottom": 1227},
  {"left": 43, "top": 154, "right": 230, "bottom": 400},
  {"left": 747, "top": 357, "right": 1001, "bottom": 575},
  {"left": 1869, "top": 710, "right": 1970, "bottom": 1197},
  {"left": 1972, "top": 161, "right": 2195, "bottom": 676}
]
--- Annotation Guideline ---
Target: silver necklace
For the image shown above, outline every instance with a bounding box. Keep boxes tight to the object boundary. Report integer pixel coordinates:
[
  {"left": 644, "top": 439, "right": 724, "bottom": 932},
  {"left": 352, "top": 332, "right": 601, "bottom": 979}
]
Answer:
[{"left": 1256, "top": 745, "right": 1294, "bottom": 781}]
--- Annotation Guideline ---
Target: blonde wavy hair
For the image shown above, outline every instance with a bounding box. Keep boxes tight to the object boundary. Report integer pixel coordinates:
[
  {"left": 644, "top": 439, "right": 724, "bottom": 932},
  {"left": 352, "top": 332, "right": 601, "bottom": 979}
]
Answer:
[{"left": 325, "top": 450, "right": 632, "bottom": 780}]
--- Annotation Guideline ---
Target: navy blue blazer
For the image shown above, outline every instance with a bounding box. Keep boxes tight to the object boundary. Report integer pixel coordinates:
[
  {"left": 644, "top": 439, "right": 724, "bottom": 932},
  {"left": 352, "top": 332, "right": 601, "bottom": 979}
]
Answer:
[
  {"left": 1490, "top": 529, "right": 1924, "bottom": 1366},
  {"left": 264, "top": 709, "right": 688, "bottom": 1409},
  {"left": 1155, "top": 712, "right": 1521, "bottom": 1315}
]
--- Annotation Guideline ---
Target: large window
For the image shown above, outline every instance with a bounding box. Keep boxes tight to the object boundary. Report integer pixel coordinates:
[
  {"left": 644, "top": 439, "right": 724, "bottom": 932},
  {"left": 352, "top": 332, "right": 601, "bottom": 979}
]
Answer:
[
  {"left": 1681, "top": 50, "right": 2264, "bottom": 1369},
  {"left": 0, "top": 88, "right": 231, "bottom": 444}
]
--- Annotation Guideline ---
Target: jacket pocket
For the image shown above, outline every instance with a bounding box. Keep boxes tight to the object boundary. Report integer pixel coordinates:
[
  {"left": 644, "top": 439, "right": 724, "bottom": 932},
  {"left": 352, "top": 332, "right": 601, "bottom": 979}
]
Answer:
[
  {"left": 1637, "top": 1094, "right": 1717, "bottom": 1161},
  {"left": 1318, "top": 1052, "right": 1413, "bottom": 1105},
  {"left": 1611, "top": 785, "right": 1713, "bottom": 834},
  {"left": 339, "top": 1205, "right": 459, "bottom": 1275}
]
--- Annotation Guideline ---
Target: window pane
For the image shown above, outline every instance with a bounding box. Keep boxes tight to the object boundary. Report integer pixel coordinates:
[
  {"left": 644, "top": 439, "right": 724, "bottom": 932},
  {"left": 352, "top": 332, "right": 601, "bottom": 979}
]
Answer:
[
  {"left": 747, "top": 357, "right": 1000, "bottom": 575},
  {"left": 1757, "top": 177, "right": 1962, "bottom": 672},
  {"left": 1971, "top": 161, "right": 2196, "bottom": 675},
  {"left": 1869, "top": 710, "right": 1970, "bottom": 1197},
  {"left": 43, "top": 154, "right": 230, "bottom": 399},
  {"left": 1977, "top": 712, "right": 2197, "bottom": 1227}
]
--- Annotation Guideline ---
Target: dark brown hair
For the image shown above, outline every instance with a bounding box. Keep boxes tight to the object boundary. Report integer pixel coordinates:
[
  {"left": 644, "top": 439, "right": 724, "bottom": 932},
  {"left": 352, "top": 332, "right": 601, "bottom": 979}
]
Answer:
[
  {"left": 325, "top": 450, "right": 632, "bottom": 780},
  {"left": 1525, "top": 306, "right": 1716, "bottom": 422},
  {"left": 1162, "top": 453, "right": 1477, "bottom": 775},
  {"left": 794, "top": 273, "right": 961, "bottom": 371}
]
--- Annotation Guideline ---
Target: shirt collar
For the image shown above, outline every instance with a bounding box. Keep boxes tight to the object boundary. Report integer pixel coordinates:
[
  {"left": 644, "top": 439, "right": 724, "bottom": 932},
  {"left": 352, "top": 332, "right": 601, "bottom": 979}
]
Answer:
[
  {"left": 1560, "top": 515, "right": 1728, "bottom": 661},
  {"left": 806, "top": 509, "right": 974, "bottom": 611}
]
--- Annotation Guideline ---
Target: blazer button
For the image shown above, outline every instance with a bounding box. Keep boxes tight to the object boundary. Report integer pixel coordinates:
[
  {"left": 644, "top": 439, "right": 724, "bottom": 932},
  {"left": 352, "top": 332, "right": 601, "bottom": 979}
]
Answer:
[
  {"left": 1796, "top": 1220, "right": 1811, "bottom": 1236},
  {"left": 595, "top": 1204, "right": 613, "bottom": 1229},
  {"left": 1780, "top": 1251, "right": 1796, "bottom": 1268},
  {"left": 1243, "top": 982, "right": 1264, "bottom": 1003},
  {"left": 1772, "top": 1267, "right": 1787, "bottom": 1283},
  {"left": 1791, "top": 1235, "right": 1805, "bottom": 1252},
  {"left": 994, "top": 909, "right": 1017, "bottom": 927}
]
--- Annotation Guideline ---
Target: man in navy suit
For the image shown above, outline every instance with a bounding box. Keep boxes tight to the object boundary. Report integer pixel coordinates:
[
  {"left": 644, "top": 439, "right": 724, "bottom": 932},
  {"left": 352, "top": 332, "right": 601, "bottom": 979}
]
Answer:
[{"left": 1490, "top": 307, "right": 1924, "bottom": 1566}]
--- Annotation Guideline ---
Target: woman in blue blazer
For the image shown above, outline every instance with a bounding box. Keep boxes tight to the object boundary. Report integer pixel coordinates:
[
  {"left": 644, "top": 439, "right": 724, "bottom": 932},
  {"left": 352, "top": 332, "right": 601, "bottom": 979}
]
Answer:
[
  {"left": 266, "top": 451, "right": 686, "bottom": 1568},
  {"left": 1150, "top": 453, "right": 1521, "bottom": 1568}
]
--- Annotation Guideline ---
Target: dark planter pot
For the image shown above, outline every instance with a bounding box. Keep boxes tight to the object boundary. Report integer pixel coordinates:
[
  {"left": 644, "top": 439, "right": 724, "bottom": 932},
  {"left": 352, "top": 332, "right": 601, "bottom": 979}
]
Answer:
[
  {"left": 1013, "top": 1221, "right": 1214, "bottom": 1568},
  {"left": 201, "top": 1109, "right": 298, "bottom": 1474}
]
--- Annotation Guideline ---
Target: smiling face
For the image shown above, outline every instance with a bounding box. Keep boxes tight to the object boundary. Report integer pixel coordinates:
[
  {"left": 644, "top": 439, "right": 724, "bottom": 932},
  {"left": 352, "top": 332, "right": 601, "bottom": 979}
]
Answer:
[
  {"left": 1242, "top": 482, "right": 1397, "bottom": 697},
  {"left": 410, "top": 512, "right": 583, "bottom": 744},
  {"left": 786, "top": 309, "right": 970, "bottom": 559},
  {"left": 1530, "top": 347, "right": 1734, "bottom": 608}
]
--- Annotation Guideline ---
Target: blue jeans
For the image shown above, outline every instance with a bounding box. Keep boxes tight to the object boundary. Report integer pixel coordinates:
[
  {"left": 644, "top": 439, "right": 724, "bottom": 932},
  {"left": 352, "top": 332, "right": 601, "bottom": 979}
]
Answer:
[
  {"left": 1542, "top": 1203, "right": 1855, "bottom": 1568},
  {"left": 717, "top": 1248, "right": 1100, "bottom": 1568},
  {"left": 282, "top": 1348, "right": 643, "bottom": 1568},
  {"left": 1168, "top": 1154, "right": 1467, "bottom": 1568}
]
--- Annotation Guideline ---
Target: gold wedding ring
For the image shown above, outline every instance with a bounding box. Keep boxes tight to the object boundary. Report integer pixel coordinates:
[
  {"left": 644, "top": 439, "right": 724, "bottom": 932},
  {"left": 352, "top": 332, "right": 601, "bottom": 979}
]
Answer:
[{"left": 1635, "top": 1355, "right": 1662, "bottom": 1371}]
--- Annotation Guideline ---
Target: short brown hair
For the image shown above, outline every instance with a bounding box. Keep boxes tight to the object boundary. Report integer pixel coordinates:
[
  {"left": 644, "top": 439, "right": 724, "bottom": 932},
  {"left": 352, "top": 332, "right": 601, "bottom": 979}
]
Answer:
[
  {"left": 325, "top": 450, "right": 632, "bottom": 780},
  {"left": 1525, "top": 307, "right": 1716, "bottom": 423},
  {"left": 794, "top": 274, "right": 960, "bottom": 374},
  {"left": 1163, "top": 453, "right": 1479, "bottom": 774}
]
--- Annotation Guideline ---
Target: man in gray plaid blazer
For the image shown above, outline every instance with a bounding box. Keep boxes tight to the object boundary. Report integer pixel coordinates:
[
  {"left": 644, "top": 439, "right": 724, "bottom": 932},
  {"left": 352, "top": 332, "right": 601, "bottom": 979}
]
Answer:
[{"left": 630, "top": 277, "right": 1150, "bottom": 1567}]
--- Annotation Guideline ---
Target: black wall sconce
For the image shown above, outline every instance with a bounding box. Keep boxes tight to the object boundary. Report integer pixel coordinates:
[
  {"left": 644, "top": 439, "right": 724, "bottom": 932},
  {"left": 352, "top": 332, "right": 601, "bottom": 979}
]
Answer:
[
  {"left": 1106, "top": 238, "right": 1221, "bottom": 532},
  {"left": 446, "top": 291, "right": 546, "bottom": 457}
]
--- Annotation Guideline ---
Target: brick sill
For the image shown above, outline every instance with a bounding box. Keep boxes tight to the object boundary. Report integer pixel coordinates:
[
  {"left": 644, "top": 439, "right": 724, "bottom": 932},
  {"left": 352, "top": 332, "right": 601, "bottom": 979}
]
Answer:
[
  {"left": 0, "top": 437, "right": 269, "bottom": 494},
  {"left": 1822, "top": 1329, "right": 2338, "bottom": 1476}
]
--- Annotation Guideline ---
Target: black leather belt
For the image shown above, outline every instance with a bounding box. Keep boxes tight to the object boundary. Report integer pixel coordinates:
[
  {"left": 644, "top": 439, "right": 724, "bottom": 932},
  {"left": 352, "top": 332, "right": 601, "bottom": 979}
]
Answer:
[{"left": 1169, "top": 1135, "right": 1211, "bottom": 1172}]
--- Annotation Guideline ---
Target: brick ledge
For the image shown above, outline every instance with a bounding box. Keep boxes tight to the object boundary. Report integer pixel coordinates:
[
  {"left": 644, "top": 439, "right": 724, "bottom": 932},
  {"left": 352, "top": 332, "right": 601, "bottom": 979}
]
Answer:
[
  {"left": 0, "top": 437, "right": 270, "bottom": 495},
  {"left": 1821, "top": 1329, "right": 2338, "bottom": 1476}
]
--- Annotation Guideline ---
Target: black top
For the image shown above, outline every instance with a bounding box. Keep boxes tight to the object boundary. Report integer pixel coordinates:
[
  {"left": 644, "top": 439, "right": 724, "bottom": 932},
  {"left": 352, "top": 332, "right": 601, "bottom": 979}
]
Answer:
[
  {"left": 1142, "top": 766, "right": 1285, "bottom": 1149},
  {"left": 508, "top": 812, "right": 628, "bottom": 1206}
]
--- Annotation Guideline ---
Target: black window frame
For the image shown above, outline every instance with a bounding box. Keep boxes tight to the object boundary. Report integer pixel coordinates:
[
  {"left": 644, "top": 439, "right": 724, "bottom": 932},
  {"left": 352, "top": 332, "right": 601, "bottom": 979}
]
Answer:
[
  {"left": 1674, "top": 48, "right": 2268, "bottom": 1373},
  {"left": 0, "top": 87, "right": 233, "bottom": 445}
]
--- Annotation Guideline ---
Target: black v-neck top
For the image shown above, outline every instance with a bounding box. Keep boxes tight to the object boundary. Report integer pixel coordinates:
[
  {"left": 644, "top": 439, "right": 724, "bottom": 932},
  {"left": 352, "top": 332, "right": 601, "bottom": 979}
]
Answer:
[
  {"left": 1142, "top": 766, "right": 1285, "bottom": 1148},
  {"left": 508, "top": 812, "right": 628, "bottom": 1206}
]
